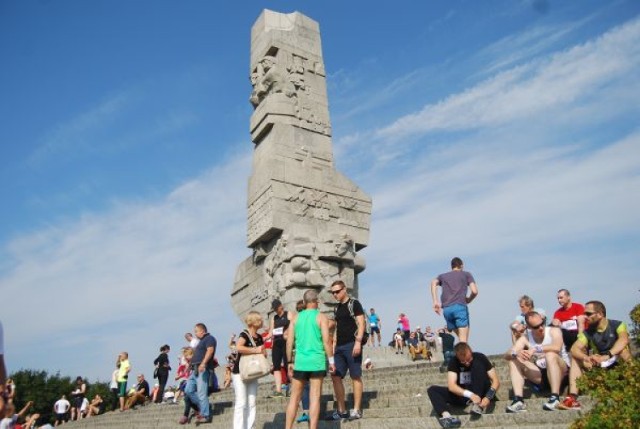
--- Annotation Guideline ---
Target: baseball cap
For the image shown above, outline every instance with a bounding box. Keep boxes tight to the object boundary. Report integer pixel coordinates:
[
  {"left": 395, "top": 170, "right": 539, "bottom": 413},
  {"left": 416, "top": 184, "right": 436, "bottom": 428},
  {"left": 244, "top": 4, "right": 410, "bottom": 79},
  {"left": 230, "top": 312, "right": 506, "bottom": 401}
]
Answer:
[{"left": 271, "top": 299, "right": 282, "bottom": 310}]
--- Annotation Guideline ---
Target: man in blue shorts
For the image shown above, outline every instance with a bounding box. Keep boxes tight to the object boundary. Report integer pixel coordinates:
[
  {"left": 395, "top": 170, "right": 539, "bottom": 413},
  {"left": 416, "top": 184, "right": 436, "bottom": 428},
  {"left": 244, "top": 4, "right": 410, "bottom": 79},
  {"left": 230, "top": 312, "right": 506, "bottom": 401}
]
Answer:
[
  {"left": 431, "top": 257, "right": 478, "bottom": 343},
  {"left": 326, "top": 280, "right": 366, "bottom": 421},
  {"left": 367, "top": 308, "right": 382, "bottom": 347}
]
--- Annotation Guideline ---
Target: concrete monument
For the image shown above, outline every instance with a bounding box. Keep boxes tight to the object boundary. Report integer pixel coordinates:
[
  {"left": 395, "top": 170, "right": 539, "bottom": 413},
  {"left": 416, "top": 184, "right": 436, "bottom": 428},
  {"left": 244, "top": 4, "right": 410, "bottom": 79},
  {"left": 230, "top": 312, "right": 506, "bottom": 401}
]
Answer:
[{"left": 232, "top": 10, "right": 372, "bottom": 319}]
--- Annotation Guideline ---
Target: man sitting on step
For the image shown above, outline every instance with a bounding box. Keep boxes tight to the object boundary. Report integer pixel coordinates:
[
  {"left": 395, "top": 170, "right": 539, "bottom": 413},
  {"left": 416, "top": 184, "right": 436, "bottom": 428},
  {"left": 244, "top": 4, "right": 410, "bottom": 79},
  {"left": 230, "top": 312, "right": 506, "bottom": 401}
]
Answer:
[
  {"left": 427, "top": 342, "right": 500, "bottom": 429},
  {"left": 125, "top": 374, "right": 149, "bottom": 409},
  {"left": 407, "top": 331, "right": 431, "bottom": 361},
  {"left": 504, "top": 311, "right": 569, "bottom": 413},
  {"left": 559, "top": 300, "right": 631, "bottom": 410}
]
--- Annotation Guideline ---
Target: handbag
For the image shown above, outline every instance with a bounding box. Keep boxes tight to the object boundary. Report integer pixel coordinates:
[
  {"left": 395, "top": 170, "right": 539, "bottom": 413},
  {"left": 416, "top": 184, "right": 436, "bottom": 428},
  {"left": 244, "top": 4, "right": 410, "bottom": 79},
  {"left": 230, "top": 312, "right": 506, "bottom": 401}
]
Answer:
[{"left": 239, "top": 330, "right": 271, "bottom": 381}]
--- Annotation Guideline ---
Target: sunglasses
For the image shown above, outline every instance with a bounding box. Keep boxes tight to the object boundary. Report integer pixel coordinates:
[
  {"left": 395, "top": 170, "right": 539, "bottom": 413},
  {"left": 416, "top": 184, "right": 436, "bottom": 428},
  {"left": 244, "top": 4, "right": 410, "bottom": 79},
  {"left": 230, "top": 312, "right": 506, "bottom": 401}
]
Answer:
[
  {"left": 584, "top": 311, "right": 596, "bottom": 316},
  {"left": 330, "top": 288, "right": 344, "bottom": 295},
  {"left": 527, "top": 322, "right": 545, "bottom": 330}
]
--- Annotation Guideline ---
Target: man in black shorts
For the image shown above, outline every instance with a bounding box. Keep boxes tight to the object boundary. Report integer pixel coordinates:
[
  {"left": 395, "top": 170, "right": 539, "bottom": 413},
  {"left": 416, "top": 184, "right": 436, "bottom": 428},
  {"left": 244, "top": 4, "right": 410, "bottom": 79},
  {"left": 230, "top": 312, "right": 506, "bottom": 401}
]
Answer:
[
  {"left": 284, "top": 290, "right": 334, "bottom": 429},
  {"left": 326, "top": 280, "right": 366, "bottom": 421}
]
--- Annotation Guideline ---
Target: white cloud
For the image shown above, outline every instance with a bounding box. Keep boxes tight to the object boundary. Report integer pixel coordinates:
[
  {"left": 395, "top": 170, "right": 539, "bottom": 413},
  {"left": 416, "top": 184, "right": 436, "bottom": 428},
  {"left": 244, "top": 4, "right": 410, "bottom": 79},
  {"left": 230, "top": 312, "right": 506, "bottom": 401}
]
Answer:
[
  {"left": 375, "top": 17, "right": 640, "bottom": 142},
  {"left": 1, "top": 150, "right": 252, "bottom": 379}
]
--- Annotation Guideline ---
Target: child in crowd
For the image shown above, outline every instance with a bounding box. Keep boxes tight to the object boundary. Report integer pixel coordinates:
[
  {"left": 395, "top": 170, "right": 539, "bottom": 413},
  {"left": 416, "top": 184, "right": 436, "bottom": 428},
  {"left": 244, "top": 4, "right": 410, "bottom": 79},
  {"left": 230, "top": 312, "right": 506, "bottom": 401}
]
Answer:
[
  {"left": 174, "top": 347, "right": 193, "bottom": 404},
  {"left": 394, "top": 328, "right": 404, "bottom": 354}
]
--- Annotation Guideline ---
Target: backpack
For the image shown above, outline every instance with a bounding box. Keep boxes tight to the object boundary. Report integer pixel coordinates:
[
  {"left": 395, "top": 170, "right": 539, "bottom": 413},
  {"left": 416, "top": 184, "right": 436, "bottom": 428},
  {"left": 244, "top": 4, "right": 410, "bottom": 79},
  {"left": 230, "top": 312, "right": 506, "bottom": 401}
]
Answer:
[{"left": 347, "top": 298, "right": 371, "bottom": 346}]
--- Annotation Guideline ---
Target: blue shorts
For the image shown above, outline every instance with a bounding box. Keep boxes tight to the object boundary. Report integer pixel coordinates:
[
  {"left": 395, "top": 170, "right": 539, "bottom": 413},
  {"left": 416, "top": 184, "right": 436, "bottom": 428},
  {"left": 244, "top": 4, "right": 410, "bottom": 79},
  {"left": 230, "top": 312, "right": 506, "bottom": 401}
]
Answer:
[
  {"left": 443, "top": 303, "right": 469, "bottom": 330},
  {"left": 333, "top": 342, "right": 362, "bottom": 379}
]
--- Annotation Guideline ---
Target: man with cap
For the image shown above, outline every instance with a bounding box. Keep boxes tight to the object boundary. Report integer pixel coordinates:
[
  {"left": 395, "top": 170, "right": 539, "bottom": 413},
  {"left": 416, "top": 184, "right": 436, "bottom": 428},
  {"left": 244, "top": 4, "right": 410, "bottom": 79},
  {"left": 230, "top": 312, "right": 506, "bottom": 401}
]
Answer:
[{"left": 268, "top": 298, "right": 290, "bottom": 398}]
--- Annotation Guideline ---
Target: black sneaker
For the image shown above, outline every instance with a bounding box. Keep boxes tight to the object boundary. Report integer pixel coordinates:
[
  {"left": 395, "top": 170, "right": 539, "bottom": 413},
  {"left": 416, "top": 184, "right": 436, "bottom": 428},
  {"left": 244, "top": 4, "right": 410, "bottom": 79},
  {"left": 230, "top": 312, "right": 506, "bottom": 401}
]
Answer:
[{"left": 325, "top": 410, "right": 349, "bottom": 421}]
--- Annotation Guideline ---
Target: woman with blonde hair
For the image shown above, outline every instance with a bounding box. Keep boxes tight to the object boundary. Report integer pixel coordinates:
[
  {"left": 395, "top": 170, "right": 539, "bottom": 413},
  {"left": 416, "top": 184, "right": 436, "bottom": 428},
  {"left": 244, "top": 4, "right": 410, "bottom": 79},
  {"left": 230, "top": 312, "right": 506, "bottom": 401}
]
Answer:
[{"left": 232, "top": 311, "right": 266, "bottom": 429}]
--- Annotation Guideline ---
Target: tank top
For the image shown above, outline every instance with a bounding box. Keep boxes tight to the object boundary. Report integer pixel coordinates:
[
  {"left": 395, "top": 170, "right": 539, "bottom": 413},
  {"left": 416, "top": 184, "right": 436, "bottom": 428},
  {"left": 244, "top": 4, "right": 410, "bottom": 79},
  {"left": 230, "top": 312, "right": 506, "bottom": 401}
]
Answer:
[
  {"left": 272, "top": 311, "right": 290, "bottom": 343},
  {"left": 294, "top": 309, "right": 326, "bottom": 372},
  {"left": 527, "top": 327, "right": 570, "bottom": 365}
]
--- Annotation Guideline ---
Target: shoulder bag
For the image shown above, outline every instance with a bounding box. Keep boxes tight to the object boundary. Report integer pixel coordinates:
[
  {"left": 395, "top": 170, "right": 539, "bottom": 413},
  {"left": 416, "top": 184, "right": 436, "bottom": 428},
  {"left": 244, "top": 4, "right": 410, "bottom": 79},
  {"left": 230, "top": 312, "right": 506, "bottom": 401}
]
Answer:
[{"left": 239, "top": 330, "right": 271, "bottom": 381}]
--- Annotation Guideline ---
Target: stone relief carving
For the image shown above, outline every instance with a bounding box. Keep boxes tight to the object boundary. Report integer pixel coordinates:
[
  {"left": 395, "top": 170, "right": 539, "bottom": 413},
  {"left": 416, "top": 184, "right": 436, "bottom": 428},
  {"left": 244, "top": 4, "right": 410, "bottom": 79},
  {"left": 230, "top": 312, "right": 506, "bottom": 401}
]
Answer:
[
  {"left": 249, "top": 51, "right": 330, "bottom": 135},
  {"left": 256, "top": 232, "right": 358, "bottom": 299},
  {"left": 249, "top": 55, "right": 296, "bottom": 107}
]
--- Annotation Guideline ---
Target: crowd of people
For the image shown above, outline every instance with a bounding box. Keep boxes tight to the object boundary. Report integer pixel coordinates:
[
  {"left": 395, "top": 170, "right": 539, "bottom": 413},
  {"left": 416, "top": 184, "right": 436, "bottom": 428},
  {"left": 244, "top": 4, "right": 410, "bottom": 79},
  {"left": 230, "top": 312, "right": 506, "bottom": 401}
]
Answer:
[
  {"left": 0, "top": 256, "right": 634, "bottom": 429},
  {"left": 425, "top": 258, "right": 632, "bottom": 429}
]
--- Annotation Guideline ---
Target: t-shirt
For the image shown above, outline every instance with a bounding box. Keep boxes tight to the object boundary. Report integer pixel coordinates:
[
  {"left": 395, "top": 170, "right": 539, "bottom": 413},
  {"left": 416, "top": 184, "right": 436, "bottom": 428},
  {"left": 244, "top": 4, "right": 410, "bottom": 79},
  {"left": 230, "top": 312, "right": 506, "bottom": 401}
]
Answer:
[
  {"left": 232, "top": 331, "right": 264, "bottom": 374},
  {"left": 136, "top": 380, "right": 150, "bottom": 396},
  {"left": 109, "top": 369, "right": 118, "bottom": 389},
  {"left": 439, "top": 332, "right": 455, "bottom": 352},
  {"left": 192, "top": 333, "right": 217, "bottom": 367},
  {"left": 553, "top": 303, "right": 585, "bottom": 332},
  {"left": 54, "top": 398, "right": 71, "bottom": 413},
  {"left": 0, "top": 416, "right": 17, "bottom": 429},
  {"left": 368, "top": 313, "right": 380, "bottom": 328},
  {"left": 80, "top": 397, "right": 90, "bottom": 412},
  {"left": 117, "top": 360, "right": 130, "bottom": 382},
  {"left": 447, "top": 351, "right": 493, "bottom": 391},
  {"left": 437, "top": 270, "right": 475, "bottom": 307},
  {"left": 334, "top": 298, "right": 365, "bottom": 346},
  {"left": 398, "top": 316, "right": 410, "bottom": 331},
  {"left": 577, "top": 319, "right": 627, "bottom": 354}
]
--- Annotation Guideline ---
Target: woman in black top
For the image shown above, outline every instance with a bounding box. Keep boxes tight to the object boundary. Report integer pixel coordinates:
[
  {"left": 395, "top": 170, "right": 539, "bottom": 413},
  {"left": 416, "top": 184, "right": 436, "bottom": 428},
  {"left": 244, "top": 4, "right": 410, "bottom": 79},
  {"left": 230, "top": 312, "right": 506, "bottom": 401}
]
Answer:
[
  {"left": 232, "top": 311, "right": 265, "bottom": 429},
  {"left": 153, "top": 344, "right": 171, "bottom": 403}
]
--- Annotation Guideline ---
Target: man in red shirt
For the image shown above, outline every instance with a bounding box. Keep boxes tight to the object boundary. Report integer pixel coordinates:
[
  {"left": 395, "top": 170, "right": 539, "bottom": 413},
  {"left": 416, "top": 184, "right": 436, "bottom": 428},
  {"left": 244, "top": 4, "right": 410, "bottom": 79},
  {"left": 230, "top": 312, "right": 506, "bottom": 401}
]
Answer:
[{"left": 551, "top": 289, "right": 585, "bottom": 350}]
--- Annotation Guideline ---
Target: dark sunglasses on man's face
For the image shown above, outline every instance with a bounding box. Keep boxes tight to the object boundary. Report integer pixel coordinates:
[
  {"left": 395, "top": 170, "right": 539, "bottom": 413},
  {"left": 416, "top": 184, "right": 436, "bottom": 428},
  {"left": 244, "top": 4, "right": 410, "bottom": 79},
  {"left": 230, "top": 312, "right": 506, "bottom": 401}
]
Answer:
[
  {"left": 584, "top": 311, "right": 595, "bottom": 316},
  {"left": 527, "top": 322, "right": 545, "bottom": 330},
  {"left": 330, "top": 288, "right": 344, "bottom": 295}
]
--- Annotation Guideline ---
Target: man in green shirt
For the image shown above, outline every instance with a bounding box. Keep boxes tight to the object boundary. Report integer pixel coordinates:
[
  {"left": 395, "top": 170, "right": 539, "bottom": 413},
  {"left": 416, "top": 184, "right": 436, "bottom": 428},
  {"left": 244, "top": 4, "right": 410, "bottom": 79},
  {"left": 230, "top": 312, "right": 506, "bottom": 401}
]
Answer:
[
  {"left": 560, "top": 300, "right": 631, "bottom": 410},
  {"left": 284, "top": 290, "right": 334, "bottom": 429}
]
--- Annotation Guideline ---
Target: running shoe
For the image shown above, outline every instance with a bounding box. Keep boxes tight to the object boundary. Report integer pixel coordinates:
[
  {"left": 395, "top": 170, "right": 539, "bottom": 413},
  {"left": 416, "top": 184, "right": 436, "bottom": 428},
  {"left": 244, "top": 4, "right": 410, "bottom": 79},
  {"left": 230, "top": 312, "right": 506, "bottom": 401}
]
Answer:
[
  {"left": 437, "top": 416, "right": 462, "bottom": 428},
  {"left": 558, "top": 396, "right": 582, "bottom": 410},
  {"left": 506, "top": 400, "right": 527, "bottom": 413}
]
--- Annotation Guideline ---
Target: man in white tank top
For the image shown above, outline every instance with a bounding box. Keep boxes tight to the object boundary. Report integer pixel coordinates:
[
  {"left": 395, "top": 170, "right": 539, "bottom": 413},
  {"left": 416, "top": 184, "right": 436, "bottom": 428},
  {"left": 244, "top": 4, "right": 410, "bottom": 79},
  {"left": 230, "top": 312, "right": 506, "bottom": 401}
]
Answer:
[{"left": 504, "top": 311, "right": 568, "bottom": 413}]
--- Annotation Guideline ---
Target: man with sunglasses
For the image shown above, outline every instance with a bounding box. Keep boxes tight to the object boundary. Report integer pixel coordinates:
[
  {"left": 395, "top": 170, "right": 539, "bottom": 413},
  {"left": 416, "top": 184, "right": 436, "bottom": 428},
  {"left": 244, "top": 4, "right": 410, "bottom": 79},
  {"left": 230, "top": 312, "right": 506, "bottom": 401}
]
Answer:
[
  {"left": 505, "top": 311, "right": 569, "bottom": 413},
  {"left": 560, "top": 301, "right": 631, "bottom": 410},
  {"left": 325, "top": 280, "right": 366, "bottom": 421}
]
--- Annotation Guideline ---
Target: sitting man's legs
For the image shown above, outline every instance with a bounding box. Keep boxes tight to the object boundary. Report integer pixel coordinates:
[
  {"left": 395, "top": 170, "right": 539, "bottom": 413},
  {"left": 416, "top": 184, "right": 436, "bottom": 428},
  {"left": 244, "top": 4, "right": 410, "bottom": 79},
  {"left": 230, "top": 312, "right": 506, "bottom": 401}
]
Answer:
[
  {"left": 506, "top": 358, "right": 541, "bottom": 413},
  {"left": 541, "top": 353, "right": 567, "bottom": 410},
  {"left": 427, "top": 385, "right": 464, "bottom": 428}
]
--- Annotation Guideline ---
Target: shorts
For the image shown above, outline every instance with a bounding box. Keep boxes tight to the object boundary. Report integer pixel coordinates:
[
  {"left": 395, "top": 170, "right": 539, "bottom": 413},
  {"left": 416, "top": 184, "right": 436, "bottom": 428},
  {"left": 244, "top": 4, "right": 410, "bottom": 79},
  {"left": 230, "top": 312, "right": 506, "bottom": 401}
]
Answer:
[
  {"left": 333, "top": 342, "right": 362, "bottom": 379},
  {"left": 118, "top": 381, "right": 128, "bottom": 397},
  {"left": 371, "top": 326, "right": 380, "bottom": 334},
  {"left": 271, "top": 339, "right": 287, "bottom": 370},
  {"left": 293, "top": 370, "right": 326, "bottom": 381},
  {"left": 55, "top": 413, "right": 66, "bottom": 422},
  {"left": 443, "top": 303, "right": 469, "bottom": 330}
]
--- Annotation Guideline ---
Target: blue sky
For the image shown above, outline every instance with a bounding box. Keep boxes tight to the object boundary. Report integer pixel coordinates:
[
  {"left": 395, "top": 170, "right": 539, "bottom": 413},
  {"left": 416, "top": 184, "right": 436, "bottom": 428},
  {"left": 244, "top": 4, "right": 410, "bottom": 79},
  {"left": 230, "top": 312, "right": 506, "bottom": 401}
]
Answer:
[{"left": 1, "top": 0, "right": 639, "bottom": 383}]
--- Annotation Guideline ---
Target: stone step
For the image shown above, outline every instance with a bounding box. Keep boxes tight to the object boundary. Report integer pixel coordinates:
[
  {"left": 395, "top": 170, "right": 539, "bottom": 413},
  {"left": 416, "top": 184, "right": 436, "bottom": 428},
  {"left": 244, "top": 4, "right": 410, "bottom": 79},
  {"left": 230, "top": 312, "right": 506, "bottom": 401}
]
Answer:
[
  {"left": 66, "top": 406, "right": 582, "bottom": 429},
  {"left": 64, "top": 355, "right": 585, "bottom": 429}
]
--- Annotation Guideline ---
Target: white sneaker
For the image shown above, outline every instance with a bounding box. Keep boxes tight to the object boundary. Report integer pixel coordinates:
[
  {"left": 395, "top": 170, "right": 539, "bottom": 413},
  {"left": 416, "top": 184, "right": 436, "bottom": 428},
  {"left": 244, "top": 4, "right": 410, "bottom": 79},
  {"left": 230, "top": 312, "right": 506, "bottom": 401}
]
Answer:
[
  {"left": 349, "top": 409, "right": 362, "bottom": 420},
  {"left": 543, "top": 397, "right": 560, "bottom": 411},
  {"left": 506, "top": 400, "right": 527, "bottom": 413}
]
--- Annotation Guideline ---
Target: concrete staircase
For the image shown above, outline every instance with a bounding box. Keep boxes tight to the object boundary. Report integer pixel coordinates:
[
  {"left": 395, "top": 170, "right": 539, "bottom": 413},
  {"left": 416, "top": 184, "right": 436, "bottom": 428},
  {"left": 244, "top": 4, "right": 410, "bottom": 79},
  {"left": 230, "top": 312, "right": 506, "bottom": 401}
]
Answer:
[{"left": 67, "top": 347, "right": 586, "bottom": 428}]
